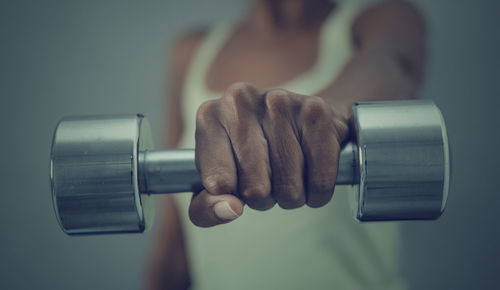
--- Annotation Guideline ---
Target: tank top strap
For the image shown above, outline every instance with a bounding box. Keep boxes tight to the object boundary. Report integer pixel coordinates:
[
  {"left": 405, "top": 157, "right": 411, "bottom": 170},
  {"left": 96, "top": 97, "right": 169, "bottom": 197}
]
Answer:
[
  {"left": 176, "top": 3, "right": 406, "bottom": 289},
  {"left": 285, "top": 1, "right": 369, "bottom": 95},
  {"left": 178, "top": 1, "right": 372, "bottom": 149},
  {"left": 182, "top": 1, "right": 370, "bottom": 100},
  {"left": 178, "top": 22, "right": 236, "bottom": 149},
  {"left": 181, "top": 21, "right": 235, "bottom": 100}
]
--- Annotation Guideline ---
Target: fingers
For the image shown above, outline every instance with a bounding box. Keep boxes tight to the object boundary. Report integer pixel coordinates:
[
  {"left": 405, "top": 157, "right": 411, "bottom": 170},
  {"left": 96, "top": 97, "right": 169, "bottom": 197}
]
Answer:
[
  {"left": 299, "top": 97, "right": 348, "bottom": 207},
  {"left": 189, "top": 190, "right": 244, "bottom": 227},
  {"left": 220, "top": 83, "right": 274, "bottom": 210},
  {"left": 193, "top": 100, "right": 243, "bottom": 227},
  {"left": 262, "top": 90, "right": 306, "bottom": 209},
  {"left": 192, "top": 83, "right": 348, "bottom": 228},
  {"left": 195, "top": 100, "right": 237, "bottom": 196}
]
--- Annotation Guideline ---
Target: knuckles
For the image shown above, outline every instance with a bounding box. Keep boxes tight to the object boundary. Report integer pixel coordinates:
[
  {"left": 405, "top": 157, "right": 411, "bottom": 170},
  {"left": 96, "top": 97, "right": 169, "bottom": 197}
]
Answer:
[
  {"left": 197, "top": 82, "right": 260, "bottom": 127},
  {"left": 264, "top": 89, "right": 293, "bottom": 116},
  {"left": 195, "top": 84, "right": 343, "bottom": 215},
  {"left": 299, "top": 97, "right": 331, "bottom": 126},
  {"left": 221, "top": 82, "right": 258, "bottom": 109},
  {"left": 196, "top": 100, "right": 219, "bottom": 127},
  {"left": 198, "top": 85, "right": 337, "bottom": 129},
  {"left": 225, "top": 82, "right": 256, "bottom": 98},
  {"left": 298, "top": 96, "right": 349, "bottom": 141},
  {"left": 220, "top": 82, "right": 262, "bottom": 120}
]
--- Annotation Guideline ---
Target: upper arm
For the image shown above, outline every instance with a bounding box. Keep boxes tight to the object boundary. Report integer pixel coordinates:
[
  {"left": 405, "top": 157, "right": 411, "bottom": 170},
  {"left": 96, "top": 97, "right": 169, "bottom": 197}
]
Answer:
[
  {"left": 351, "top": 0, "right": 426, "bottom": 83},
  {"left": 165, "top": 29, "right": 206, "bottom": 149}
]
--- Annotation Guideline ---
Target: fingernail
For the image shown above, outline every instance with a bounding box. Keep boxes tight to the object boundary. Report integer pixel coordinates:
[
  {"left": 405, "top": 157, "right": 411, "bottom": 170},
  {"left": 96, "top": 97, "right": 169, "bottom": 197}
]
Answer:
[{"left": 213, "top": 201, "right": 239, "bottom": 221}]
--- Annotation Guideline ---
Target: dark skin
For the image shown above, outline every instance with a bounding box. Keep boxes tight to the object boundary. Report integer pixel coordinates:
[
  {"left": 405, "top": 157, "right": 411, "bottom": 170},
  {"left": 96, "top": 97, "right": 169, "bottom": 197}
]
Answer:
[{"left": 146, "top": 0, "right": 425, "bottom": 289}]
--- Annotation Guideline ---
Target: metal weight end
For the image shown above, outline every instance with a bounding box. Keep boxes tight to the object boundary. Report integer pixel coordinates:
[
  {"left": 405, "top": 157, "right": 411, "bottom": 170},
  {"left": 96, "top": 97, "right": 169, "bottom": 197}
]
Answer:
[
  {"left": 50, "top": 114, "right": 154, "bottom": 235},
  {"left": 352, "top": 100, "right": 450, "bottom": 221}
]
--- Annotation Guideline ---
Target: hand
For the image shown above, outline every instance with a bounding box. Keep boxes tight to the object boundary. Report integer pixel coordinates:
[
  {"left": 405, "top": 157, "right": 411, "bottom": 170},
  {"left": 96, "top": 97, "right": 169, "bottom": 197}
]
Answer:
[{"left": 189, "top": 82, "right": 350, "bottom": 227}]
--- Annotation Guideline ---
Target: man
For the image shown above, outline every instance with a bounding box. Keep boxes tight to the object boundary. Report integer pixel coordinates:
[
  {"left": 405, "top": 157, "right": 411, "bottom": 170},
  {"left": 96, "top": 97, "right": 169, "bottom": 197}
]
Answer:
[{"left": 148, "top": 1, "right": 425, "bottom": 289}]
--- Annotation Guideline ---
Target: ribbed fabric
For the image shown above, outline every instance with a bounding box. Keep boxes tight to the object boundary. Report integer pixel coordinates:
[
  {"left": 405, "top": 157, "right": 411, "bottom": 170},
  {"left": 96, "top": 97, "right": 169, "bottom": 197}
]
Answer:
[{"left": 175, "top": 2, "right": 407, "bottom": 289}]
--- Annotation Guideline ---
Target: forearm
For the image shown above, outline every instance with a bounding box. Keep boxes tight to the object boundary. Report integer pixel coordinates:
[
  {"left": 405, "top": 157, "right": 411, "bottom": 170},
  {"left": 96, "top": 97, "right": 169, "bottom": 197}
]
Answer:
[
  {"left": 322, "top": 1, "right": 425, "bottom": 119},
  {"left": 324, "top": 47, "right": 421, "bottom": 119}
]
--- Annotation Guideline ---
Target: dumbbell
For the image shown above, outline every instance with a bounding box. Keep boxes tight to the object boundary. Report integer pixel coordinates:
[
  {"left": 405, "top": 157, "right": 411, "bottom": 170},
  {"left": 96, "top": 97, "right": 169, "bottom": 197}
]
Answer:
[{"left": 50, "top": 100, "right": 450, "bottom": 235}]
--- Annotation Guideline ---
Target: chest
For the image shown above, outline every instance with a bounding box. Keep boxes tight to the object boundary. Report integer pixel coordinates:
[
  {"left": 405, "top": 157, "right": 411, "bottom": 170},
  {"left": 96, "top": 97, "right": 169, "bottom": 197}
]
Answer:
[{"left": 205, "top": 29, "right": 323, "bottom": 92}]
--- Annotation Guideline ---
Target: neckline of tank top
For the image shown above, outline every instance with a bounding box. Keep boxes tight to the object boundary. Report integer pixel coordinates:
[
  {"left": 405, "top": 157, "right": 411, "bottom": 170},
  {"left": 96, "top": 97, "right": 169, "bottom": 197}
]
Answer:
[{"left": 189, "top": 2, "right": 361, "bottom": 99}]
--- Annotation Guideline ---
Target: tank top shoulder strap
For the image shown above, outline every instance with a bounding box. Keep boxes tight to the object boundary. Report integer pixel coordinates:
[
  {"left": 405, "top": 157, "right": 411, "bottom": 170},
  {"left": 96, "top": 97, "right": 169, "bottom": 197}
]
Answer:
[
  {"left": 181, "top": 1, "right": 372, "bottom": 105},
  {"left": 177, "top": 22, "right": 236, "bottom": 148},
  {"left": 285, "top": 1, "right": 370, "bottom": 95},
  {"left": 181, "top": 22, "right": 235, "bottom": 100}
]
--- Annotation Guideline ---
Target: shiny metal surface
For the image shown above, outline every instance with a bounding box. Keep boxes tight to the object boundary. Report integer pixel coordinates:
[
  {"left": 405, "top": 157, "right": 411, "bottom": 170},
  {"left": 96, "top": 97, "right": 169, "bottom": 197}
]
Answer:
[
  {"left": 50, "top": 114, "right": 153, "bottom": 235},
  {"left": 138, "top": 149, "right": 200, "bottom": 193},
  {"left": 138, "top": 144, "right": 357, "bottom": 194},
  {"left": 51, "top": 100, "right": 450, "bottom": 235},
  {"left": 337, "top": 142, "right": 357, "bottom": 185},
  {"left": 353, "top": 100, "right": 449, "bottom": 221},
  {"left": 51, "top": 115, "right": 357, "bottom": 235}
]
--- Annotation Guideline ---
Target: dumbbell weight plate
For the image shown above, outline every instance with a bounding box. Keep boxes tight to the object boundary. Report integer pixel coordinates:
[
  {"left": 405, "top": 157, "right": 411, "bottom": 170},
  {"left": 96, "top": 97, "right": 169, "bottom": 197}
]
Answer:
[
  {"left": 352, "top": 100, "right": 450, "bottom": 221},
  {"left": 50, "top": 114, "right": 154, "bottom": 234}
]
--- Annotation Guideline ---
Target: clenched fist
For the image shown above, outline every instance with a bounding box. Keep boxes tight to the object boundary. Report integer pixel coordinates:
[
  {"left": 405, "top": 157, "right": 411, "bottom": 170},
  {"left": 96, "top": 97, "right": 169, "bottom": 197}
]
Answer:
[{"left": 189, "top": 83, "right": 350, "bottom": 227}]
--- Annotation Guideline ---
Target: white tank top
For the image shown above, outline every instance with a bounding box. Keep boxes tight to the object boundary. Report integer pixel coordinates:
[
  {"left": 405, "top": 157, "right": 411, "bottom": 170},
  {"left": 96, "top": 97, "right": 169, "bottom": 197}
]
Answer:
[{"left": 176, "top": 2, "right": 407, "bottom": 289}]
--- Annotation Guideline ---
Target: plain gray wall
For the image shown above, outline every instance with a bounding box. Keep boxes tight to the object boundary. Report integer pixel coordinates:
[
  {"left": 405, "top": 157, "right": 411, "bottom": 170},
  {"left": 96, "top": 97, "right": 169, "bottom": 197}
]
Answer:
[{"left": 0, "top": 1, "right": 499, "bottom": 289}]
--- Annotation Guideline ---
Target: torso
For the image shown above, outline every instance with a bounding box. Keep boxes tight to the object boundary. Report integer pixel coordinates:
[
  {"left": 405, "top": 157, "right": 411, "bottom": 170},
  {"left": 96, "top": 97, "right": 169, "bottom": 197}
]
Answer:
[
  {"left": 205, "top": 4, "right": 335, "bottom": 93},
  {"left": 173, "top": 2, "right": 407, "bottom": 290}
]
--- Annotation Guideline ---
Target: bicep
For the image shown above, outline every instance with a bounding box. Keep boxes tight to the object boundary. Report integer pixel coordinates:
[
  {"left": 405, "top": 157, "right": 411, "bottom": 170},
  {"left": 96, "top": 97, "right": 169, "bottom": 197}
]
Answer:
[{"left": 352, "top": 0, "right": 426, "bottom": 83}]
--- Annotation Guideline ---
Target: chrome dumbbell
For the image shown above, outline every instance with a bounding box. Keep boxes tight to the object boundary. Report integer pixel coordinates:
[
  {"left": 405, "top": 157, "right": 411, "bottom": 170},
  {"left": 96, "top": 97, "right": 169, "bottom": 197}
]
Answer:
[{"left": 50, "top": 100, "right": 450, "bottom": 235}]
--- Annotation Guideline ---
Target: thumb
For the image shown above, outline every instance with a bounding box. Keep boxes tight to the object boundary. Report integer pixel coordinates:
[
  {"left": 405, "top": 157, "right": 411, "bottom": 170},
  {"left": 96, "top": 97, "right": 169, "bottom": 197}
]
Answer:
[{"left": 189, "top": 189, "right": 244, "bottom": 227}]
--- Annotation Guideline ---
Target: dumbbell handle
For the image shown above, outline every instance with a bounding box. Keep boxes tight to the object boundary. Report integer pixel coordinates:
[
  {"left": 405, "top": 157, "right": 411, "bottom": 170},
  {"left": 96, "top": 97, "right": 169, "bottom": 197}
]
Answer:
[{"left": 138, "top": 142, "right": 357, "bottom": 194}]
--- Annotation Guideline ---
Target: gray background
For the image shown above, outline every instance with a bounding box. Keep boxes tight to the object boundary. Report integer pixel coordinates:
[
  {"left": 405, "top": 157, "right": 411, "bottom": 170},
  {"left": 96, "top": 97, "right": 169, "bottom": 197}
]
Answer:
[{"left": 1, "top": 0, "right": 499, "bottom": 289}]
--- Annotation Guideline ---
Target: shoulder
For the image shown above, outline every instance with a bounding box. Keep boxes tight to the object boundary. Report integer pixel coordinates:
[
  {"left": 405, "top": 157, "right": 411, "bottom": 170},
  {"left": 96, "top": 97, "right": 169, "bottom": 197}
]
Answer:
[
  {"left": 352, "top": 0, "right": 425, "bottom": 45},
  {"left": 354, "top": 0, "right": 425, "bottom": 27}
]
